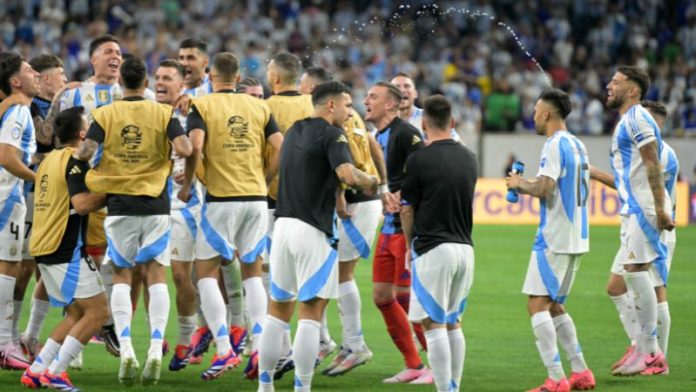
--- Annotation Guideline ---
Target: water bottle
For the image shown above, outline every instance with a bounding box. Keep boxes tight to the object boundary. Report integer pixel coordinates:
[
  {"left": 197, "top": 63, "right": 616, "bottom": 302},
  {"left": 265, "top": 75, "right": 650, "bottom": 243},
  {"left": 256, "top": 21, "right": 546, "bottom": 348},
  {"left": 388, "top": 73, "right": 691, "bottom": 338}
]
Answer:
[{"left": 506, "top": 161, "right": 525, "bottom": 203}]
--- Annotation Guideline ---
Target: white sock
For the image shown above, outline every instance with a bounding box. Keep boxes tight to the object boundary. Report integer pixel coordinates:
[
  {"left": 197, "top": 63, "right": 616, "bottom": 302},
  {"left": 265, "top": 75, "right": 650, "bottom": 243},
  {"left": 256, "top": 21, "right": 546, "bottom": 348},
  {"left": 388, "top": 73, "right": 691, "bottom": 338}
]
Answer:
[
  {"left": 553, "top": 313, "right": 588, "bottom": 373},
  {"left": 0, "top": 275, "right": 15, "bottom": 345},
  {"left": 337, "top": 280, "right": 364, "bottom": 351},
  {"left": 198, "top": 277, "right": 231, "bottom": 355},
  {"left": 448, "top": 329, "right": 465, "bottom": 392},
  {"left": 48, "top": 335, "right": 83, "bottom": 375},
  {"left": 610, "top": 293, "right": 639, "bottom": 345},
  {"left": 259, "top": 316, "right": 287, "bottom": 386},
  {"left": 532, "top": 311, "right": 564, "bottom": 381},
  {"left": 177, "top": 315, "right": 196, "bottom": 346},
  {"left": 425, "top": 328, "right": 452, "bottom": 392},
  {"left": 292, "top": 319, "right": 321, "bottom": 392},
  {"left": 243, "top": 277, "right": 267, "bottom": 352},
  {"left": 12, "top": 300, "right": 22, "bottom": 344},
  {"left": 29, "top": 337, "right": 61, "bottom": 373},
  {"left": 320, "top": 307, "right": 331, "bottom": 343},
  {"left": 148, "top": 283, "right": 169, "bottom": 356},
  {"left": 657, "top": 302, "right": 670, "bottom": 357},
  {"left": 624, "top": 271, "right": 658, "bottom": 354},
  {"left": 281, "top": 325, "right": 292, "bottom": 356},
  {"left": 24, "top": 298, "right": 50, "bottom": 340},
  {"left": 221, "top": 262, "right": 245, "bottom": 327},
  {"left": 100, "top": 262, "right": 115, "bottom": 325},
  {"left": 111, "top": 283, "right": 133, "bottom": 354}
]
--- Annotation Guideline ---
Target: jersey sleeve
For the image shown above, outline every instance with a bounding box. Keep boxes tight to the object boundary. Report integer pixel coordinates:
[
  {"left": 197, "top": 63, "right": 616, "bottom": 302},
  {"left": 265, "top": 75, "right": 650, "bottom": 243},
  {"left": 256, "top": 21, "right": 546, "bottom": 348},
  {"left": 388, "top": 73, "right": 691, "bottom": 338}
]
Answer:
[
  {"left": 166, "top": 113, "right": 186, "bottom": 141},
  {"left": 0, "top": 106, "right": 29, "bottom": 150},
  {"left": 186, "top": 105, "right": 206, "bottom": 134},
  {"left": 324, "top": 127, "right": 354, "bottom": 170},
  {"left": 66, "top": 158, "right": 91, "bottom": 196},
  {"left": 264, "top": 114, "right": 280, "bottom": 139},
  {"left": 398, "top": 126, "right": 425, "bottom": 156},
  {"left": 626, "top": 108, "right": 657, "bottom": 149},
  {"left": 85, "top": 120, "right": 105, "bottom": 144},
  {"left": 400, "top": 154, "right": 421, "bottom": 206},
  {"left": 58, "top": 88, "right": 76, "bottom": 111},
  {"left": 537, "top": 138, "right": 562, "bottom": 181}
]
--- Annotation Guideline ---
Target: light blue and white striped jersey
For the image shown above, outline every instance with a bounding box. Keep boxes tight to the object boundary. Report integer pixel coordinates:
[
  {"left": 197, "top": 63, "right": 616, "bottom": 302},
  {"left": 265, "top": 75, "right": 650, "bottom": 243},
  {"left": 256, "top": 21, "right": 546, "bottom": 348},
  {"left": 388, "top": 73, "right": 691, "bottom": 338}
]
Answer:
[
  {"left": 183, "top": 74, "right": 212, "bottom": 97},
  {"left": 408, "top": 106, "right": 462, "bottom": 142},
  {"left": 610, "top": 104, "right": 671, "bottom": 216},
  {"left": 660, "top": 141, "right": 678, "bottom": 211},
  {"left": 59, "top": 82, "right": 157, "bottom": 117},
  {"left": 533, "top": 131, "right": 589, "bottom": 254},
  {"left": 0, "top": 105, "right": 35, "bottom": 204}
]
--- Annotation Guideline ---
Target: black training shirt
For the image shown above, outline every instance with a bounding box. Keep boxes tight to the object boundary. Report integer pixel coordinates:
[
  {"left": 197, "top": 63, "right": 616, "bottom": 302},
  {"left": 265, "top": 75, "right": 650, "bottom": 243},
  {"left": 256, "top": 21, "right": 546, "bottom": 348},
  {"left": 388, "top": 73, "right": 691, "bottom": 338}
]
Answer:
[
  {"left": 275, "top": 117, "right": 353, "bottom": 239},
  {"left": 401, "top": 139, "right": 478, "bottom": 255}
]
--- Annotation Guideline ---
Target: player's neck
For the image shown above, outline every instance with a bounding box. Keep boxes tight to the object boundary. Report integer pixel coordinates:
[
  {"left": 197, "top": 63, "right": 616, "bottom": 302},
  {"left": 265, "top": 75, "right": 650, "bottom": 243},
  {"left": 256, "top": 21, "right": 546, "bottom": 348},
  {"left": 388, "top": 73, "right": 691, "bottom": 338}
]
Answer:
[
  {"left": 273, "top": 85, "right": 297, "bottom": 94},
  {"left": 94, "top": 74, "right": 117, "bottom": 85},
  {"left": 374, "top": 113, "right": 398, "bottom": 131},
  {"left": 426, "top": 129, "right": 450, "bottom": 142},
  {"left": 186, "top": 74, "right": 205, "bottom": 90},
  {"left": 545, "top": 120, "right": 567, "bottom": 137},
  {"left": 123, "top": 88, "right": 145, "bottom": 98},
  {"left": 213, "top": 83, "right": 236, "bottom": 92},
  {"left": 619, "top": 99, "right": 640, "bottom": 115}
]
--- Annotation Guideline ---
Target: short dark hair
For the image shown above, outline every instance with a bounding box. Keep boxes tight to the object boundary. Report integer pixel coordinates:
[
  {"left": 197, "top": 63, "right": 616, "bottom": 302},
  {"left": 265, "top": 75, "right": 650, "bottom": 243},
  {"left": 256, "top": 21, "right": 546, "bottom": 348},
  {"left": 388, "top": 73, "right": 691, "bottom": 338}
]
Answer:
[
  {"left": 305, "top": 66, "right": 333, "bottom": 83},
  {"left": 375, "top": 81, "right": 403, "bottom": 105},
  {"left": 211, "top": 52, "right": 239, "bottom": 83},
  {"left": 179, "top": 38, "right": 208, "bottom": 54},
  {"left": 539, "top": 88, "right": 572, "bottom": 119},
  {"left": 89, "top": 35, "right": 120, "bottom": 57},
  {"left": 311, "top": 81, "right": 350, "bottom": 106},
  {"left": 641, "top": 100, "right": 667, "bottom": 118},
  {"left": 54, "top": 106, "right": 85, "bottom": 144},
  {"left": 0, "top": 52, "right": 23, "bottom": 96},
  {"left": 617, "top": 65, "right": 650, "bottom": 100},
  {"left": 237, "top": 77, "right": 262, "bottom": 91},
  {"left": 29, "top": 54, "right": 62, "bottom": 73},
  {"left": 159, "top": 59, "right": 185, "bottom": 79},
  {"left": 392, "top": 71, "right": 414, "bottom": 81},
  {"left": 271, "top": 52, "right": 302, "bottom": 85},
  {"left": 423, "top": 95, "right": 452, "bottom": 130},
  {"left": 119, "top": 56, "right": 147, "bottom": 90}
]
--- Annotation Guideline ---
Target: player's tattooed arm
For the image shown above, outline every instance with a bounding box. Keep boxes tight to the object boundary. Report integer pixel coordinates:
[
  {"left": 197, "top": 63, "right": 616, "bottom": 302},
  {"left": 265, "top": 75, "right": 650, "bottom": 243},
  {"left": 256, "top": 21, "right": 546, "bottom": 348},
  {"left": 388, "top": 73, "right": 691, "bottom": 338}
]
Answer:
[
  {"left": 589, "top": 165, "right": 615, "bottom": 189},
  {"left": 44, "top": 82, "right": 81, "bottom": 146},
  {"left": 73, "top": 139, "right": 99, "bottom": 162},
  {"left": 265, "top": 132, "right": 283, "bottom": 184},
  {"left": 335, "top": 163, "right": 379, "bottom": 195},
  {"left": 368, "top": 133, "right": 387, "bottom": 185},
  {"left": 506, "top": 174, "right": 555, "bottom": 199},
  {"left": 640, "top": 141, "right": 675, "bottom": 231}
]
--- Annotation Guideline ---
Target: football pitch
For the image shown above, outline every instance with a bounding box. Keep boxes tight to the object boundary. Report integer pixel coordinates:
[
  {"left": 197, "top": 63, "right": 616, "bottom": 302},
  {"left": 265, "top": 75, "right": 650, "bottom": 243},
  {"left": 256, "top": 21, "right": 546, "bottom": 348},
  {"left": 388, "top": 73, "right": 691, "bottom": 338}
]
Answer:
[{"left": 2, "top": 224, "right": 695, "bottom": 391}]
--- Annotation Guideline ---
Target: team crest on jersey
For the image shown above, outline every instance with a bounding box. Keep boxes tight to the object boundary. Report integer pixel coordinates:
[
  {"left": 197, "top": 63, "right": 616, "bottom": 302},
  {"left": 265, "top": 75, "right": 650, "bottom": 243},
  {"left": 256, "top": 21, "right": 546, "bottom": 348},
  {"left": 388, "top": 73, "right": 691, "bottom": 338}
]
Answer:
[
  {"left": 121, "top": 125, "right": 142, "bottom": 150},
  {"left": 10, "top": 122, "right": 21, "bottom": 140},
  {"left": 38, "top": 174, "right": 49, "bottom": 200},
  {"left": 227, "top": 115, "right": 249, "bottom": 139},
  {"left": 98, "top": 90, "right": 110, "bottom": 103}
]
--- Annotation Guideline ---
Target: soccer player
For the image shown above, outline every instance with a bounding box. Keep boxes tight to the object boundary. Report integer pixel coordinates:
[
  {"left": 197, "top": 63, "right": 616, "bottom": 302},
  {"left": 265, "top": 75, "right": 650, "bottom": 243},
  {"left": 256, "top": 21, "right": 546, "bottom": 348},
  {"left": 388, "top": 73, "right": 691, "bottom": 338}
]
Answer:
[
  {"left": 18, "top": 54, "right": 67, "bottom": 361},
  {"left": 391, "top": 72, "right": 460, "bottom": 142},
  {"left": 20, "top": 106, "right": 109, "bottom": 391},
  {"left": 0, "top": 53, "right": 38, "bottom": 370},
  {"left": 149, "top": 59, "right": 203, "bottom": 371},
  {"left": 401, "top": 95, "right": 477, "bottom": 392},
  {"left": 74, "top": 56, "right": 192, "bottom": 385},
  {"left": 178, "top": 52, "right": 283, "bottom": 381},
  {"left": 237, "top": 77, "right": 264, "bottom": 99},
  {"left": 298, "top": 67, "right": 333, "bottom": 95},
  {"left": 591, "top": 99, "right": 678, "bottom": 376},
  {"left": 179, "top": 38, "right": 212, "bottom": 96},
  {"left": 506, "top": 89, "right": 595, "bottom": 392},
  {"left": 590, "top": 66, "right": 675, "bottom": 376},
  {"left": 257, "top": 80, "right": 379, "bottom": 392},
  {"left": 365, "top": 81, "right": 429, "bottom": 383}
]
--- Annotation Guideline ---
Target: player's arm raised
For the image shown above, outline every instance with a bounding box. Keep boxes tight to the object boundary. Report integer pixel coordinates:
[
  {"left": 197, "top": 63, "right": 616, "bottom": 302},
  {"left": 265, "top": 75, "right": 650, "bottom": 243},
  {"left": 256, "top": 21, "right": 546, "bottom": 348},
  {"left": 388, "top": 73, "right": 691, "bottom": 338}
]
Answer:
[
  {"left": 640, "top": 141, "right": 674, "bottom": 231},
  {"left": 506, "top": 174, "right": 555, "bottom": 199}
]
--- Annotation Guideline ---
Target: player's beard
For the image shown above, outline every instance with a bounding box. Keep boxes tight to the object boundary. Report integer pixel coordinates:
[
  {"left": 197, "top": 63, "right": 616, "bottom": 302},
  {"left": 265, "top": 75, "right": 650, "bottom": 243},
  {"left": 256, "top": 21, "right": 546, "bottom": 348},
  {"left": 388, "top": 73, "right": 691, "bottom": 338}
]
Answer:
[{"left": 606, "top": 91, "right": 624, "bottom": 110}]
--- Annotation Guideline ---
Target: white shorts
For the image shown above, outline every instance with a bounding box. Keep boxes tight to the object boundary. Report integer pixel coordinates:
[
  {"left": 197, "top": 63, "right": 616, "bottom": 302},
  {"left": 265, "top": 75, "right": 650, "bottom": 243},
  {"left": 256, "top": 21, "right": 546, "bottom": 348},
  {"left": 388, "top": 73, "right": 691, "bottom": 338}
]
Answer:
[
  {"left": 522, "top": 249, "right": 582, "bottom": 304},
  {"left": 170, "top": 205, "right": 201, "bottom": 262},
  {"left": 105, "top": 215, "right": 171, "bottom": 268},
  {"left": 409, "top": 243, "right": 474, "bottom": 324},
  {"left": 610, "top": 214, "right": 671, "bottom": 285},
  {"left": 269, "top": 217, "right": 338, "bottom": 302},
  {"left": 38, "top": 255, "right": 105, "bottom": 307},
  {"left": 21, "top": 192, "right": 33, "bottom": 260},
  {"left": 262, "top": 207, "right": 275, "bottom": 265},
  {"left": 337, "top": 200, "right": 382, "bottom": 262},
  {"left": 197, "top": 201, "right": 267, "bottom": 263},
  {"left": 0, "top": 199, "right": 26, "bottom": 262}
]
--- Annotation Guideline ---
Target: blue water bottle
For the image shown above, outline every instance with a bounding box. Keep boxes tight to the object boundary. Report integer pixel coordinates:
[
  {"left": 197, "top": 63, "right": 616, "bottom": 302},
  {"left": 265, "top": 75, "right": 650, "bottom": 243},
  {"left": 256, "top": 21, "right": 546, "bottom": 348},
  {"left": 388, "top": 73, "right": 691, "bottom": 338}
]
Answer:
[{"left": 506, "top": 161, "right": 525, "bottom": 203}]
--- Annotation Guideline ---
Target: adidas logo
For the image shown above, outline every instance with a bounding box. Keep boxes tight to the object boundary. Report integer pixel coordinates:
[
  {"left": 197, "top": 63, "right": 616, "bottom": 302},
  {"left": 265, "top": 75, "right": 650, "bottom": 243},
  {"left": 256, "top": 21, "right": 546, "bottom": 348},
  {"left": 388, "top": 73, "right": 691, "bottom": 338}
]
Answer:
[
  {"left": 411, "top": 135, "right": 421, "bottom": 145},
  {"left": 628, "top": 251, "right": 636, "bottom": 260},
  {"left": 172, "top": 248, "right": 179, "bottom": 256},
  {"left": 70, "top": 165, "right": 82, "bottom": 175}
]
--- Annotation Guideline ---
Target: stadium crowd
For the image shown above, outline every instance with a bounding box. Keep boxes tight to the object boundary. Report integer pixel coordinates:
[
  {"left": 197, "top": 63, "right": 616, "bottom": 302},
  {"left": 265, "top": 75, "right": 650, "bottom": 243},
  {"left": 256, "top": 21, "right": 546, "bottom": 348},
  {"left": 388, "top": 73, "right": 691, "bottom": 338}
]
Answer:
[{"left": 0, "top": 0, "right": 695, "bottom": 136}]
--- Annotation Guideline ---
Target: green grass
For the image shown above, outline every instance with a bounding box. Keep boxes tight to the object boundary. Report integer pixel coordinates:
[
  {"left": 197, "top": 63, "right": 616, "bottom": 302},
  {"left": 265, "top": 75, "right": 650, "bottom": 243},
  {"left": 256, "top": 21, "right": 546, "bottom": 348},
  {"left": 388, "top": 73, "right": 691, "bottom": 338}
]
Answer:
[{"left": 3, "top": 225, "right": 696, "bottom": 391}]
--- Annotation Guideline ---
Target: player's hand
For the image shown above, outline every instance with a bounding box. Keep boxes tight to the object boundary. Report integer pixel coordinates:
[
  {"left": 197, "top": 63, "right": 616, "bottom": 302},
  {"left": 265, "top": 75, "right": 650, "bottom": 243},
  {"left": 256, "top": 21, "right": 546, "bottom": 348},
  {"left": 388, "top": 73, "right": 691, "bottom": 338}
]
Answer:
[
  {"left": 173, "top": 171, "right": 185, "bottom": 185},
  {"left": 336, "top": 191, "right": 352, "bottom": 219},
  {"left": 404, "top": 247, "right": 412, "bottom": 272},
  {"left": 505, "top": 172, "right": 521, "bottom": 190},
  {"left": 657, "top": 210, "right": 676, "bottom": 231},
  {"left": 381, "top": 191, "right": 400, "bottom": 214},
  {"left": 3, "top": 94, "right": 32, "bottom": 106},
  {"left": 174, "top": 94, "right": 192, "bottom": 114},
  {"left": 177, "top": 187, "right": 191, "bottom": 203}
]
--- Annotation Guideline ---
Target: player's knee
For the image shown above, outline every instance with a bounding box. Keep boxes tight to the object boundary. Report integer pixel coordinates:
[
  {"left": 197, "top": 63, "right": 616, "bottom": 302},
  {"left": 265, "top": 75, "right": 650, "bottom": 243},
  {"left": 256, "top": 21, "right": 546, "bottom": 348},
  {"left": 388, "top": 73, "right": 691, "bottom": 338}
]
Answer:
[
  {"left": 172, "top": 270, "right": 191, "bottom": 288},
  {"left": 372, "top": 288, "right": 393, "bottom": 305},
  {"left": 606, "top": 282, "right": 625, "bottom": 297}
]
